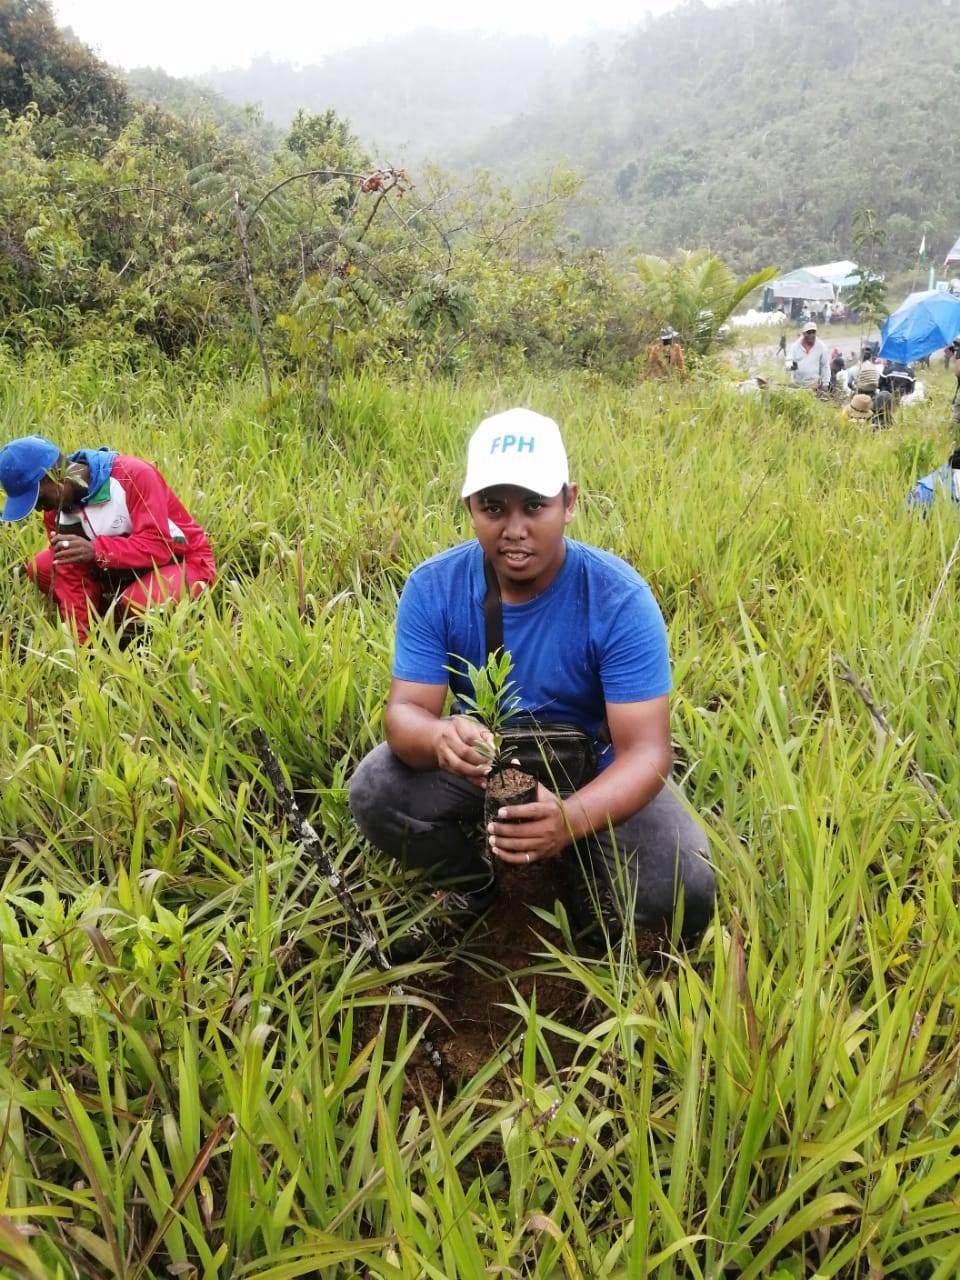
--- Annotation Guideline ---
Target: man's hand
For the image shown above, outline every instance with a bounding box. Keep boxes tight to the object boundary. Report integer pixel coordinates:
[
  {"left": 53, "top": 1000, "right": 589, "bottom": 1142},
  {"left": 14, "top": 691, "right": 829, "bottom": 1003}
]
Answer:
[
  {"left": 52, "top": 534, "right": 95, "bottom": 566},
  {"left": 434, "top": 714, "right": 495, "bottom": 782},
  {"left": 488, "top": 782, "right": 570, "bottom": 864}
]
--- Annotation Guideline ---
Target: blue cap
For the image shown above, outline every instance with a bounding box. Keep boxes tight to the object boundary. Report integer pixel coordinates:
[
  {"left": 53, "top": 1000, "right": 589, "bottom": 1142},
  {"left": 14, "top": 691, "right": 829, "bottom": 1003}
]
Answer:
[{"left": 0, "top": 435, "right": 60, "bottom": 522}]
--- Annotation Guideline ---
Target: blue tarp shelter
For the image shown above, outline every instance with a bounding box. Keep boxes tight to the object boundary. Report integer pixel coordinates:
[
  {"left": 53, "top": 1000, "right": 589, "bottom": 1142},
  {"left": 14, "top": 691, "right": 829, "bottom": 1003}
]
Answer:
[{"left": 878, "top": 290, "right": 960, "bottom": 363}]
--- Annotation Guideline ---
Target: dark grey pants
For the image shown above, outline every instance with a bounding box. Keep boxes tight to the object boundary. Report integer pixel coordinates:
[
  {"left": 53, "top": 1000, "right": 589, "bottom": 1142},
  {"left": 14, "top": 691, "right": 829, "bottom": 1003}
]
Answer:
[{"left": 348, "top": 744, "right": 716, "bottom": 941}]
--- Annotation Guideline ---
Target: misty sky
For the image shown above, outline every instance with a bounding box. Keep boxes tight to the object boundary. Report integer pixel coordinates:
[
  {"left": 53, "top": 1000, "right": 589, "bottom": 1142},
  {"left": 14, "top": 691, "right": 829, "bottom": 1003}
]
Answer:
[{"left": 52, "top": 0, "right": 684, "bottom": 76}]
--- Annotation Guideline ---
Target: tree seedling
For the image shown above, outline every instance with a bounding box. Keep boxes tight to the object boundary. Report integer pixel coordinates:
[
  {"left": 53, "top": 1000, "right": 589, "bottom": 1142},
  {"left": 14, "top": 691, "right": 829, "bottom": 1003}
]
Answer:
[
  {"left": 447, "top": 649, "right": 539, "bottom": 865},
  {"left": 448, "top": 648, "right": 520, "bottom": 766}
]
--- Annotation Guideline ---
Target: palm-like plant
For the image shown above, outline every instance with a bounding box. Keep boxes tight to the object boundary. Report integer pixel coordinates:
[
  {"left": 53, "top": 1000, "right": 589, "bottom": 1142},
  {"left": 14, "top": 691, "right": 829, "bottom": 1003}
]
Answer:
[
  {"left": 635, "top": 249, "right": 777, "bottom": 355},
  {"left": 446, "top": 648, "right": 521, "bottom": 770}
]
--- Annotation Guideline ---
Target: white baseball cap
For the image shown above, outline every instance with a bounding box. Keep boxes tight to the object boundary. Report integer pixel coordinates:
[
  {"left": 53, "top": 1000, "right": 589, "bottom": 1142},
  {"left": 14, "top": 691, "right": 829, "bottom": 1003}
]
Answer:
[
  {"left": 461, "top": 408, "right": 569, "bottom": 498},
  {"left": 802, "top": 321, "right": 817, "bottom": 334}
]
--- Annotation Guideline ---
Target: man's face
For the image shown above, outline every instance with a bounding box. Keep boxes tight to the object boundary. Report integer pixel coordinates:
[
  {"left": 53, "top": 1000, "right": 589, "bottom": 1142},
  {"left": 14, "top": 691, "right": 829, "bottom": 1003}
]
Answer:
[
  {"left": 34, "top": 475, "right": 63, "bottom": 512},
  {"left": 802, "top": 330, "right": 816, "bottom": 347},
  {"left": 466, "top": 484, "right": 577, "bottom": 600}
]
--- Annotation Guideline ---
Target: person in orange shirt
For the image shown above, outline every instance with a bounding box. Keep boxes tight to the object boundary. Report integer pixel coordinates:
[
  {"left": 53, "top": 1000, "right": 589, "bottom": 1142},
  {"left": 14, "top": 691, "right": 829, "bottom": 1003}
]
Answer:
[{"left": 646, "top": 328, "right": 686, "bottom": 378}]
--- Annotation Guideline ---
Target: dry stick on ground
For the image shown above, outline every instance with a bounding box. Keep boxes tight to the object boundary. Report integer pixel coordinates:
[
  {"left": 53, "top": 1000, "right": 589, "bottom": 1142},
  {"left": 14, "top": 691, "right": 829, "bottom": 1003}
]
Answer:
[
  {"left": 250, "top": 729, "right": 453, "bottom": 1093},
  {"left": 833, "top": 656, "right": 952, "bottom": 823}
]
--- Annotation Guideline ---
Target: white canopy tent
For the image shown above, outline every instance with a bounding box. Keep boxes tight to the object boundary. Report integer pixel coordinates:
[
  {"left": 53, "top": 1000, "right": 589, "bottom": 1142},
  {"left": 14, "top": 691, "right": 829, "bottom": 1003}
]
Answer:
[
  {"left": 764, "top": 260, "right": 865, "bottom": 319},
  {"left": 804, "top": 260, "right": 862, "bottom": 290},
  {"left": 769, "top": 260, "right": 862, "bottom": 303},
  {"left": 770, "top": 280, "right": 834, "bottom": 302}
]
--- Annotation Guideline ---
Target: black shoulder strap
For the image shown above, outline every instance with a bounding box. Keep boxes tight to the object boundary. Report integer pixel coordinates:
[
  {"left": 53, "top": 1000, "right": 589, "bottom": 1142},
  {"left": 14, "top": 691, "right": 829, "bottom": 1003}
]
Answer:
[{"left": 482, "top": 556, "right": 503, "bottom": 659}]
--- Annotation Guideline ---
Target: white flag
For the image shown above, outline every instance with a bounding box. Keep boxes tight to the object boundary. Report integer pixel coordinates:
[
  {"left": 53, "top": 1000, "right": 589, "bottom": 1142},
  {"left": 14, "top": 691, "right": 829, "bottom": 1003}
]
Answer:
[{"left": 919, "top": 234, "right": 926, "bottom": 256}]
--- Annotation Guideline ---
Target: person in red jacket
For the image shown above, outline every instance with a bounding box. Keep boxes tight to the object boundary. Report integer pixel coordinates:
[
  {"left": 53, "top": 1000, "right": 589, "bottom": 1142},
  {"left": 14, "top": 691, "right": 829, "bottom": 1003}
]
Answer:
[{"left": 0, "top": 435, "right": 215, "bottom": 642}]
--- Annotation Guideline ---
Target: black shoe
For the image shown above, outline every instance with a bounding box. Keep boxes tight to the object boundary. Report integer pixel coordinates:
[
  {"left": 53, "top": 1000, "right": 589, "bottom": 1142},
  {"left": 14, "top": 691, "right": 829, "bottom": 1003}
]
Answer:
[{"left": 386, "top": 872, "right": 498, "bottom": 965}]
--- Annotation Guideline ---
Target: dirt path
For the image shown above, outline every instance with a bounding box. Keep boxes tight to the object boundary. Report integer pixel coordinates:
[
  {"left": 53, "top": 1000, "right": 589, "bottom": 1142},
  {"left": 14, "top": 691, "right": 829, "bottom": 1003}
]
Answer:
[{"left": 728, "top": 324, "right": 878, "bottom": 375}]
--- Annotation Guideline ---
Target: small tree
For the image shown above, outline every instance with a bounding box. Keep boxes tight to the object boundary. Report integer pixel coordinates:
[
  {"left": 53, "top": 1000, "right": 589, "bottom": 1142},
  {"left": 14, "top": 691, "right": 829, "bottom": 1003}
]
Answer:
[
  {"left": 634, "top": 249, "right": 776, "bottom": 355},
  {"left": 188, "top": 146, "right": 408, "bottom": 403},
  {"left": 448, "top": 649, "right": 538, "bottom": 862},
  {"left": 847, "top": 207, "right": 889, "bottom": 335},
  {"left": 407, "top": 273, "right": 474, "bottom": 373},
  {"left": 448, "top": 648, "right": 521, "bottom": 770}
]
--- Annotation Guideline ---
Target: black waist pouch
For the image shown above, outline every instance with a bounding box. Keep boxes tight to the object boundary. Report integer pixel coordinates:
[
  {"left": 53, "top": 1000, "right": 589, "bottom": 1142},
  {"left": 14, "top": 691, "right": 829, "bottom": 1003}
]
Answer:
[{"left": 499, "top": 717, "right": 597, "bottom": 796}]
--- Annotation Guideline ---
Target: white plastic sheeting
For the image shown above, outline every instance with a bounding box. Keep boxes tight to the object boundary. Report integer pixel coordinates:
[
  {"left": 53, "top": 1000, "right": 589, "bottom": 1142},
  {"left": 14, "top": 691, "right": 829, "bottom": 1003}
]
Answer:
[{"left": 731, "top": 308, "right": 788, "bottom": 328}]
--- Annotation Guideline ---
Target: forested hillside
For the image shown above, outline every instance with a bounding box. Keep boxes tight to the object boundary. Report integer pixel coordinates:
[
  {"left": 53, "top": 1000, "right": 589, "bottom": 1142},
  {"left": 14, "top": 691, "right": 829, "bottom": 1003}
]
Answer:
[
  {"left": 2, "top": 1, "right": 688, "bottom": 380},
  {"left": 461, "top": 0, "right": 960, "bottom": 273},
  {"left": 4, "top": 0, "right": 951, "bottom": 376},
  {"left": 126, "top": 66, "right": 280, "bottom": 163},
  {"left": 180, "top": 0, "right": 960, "bottom": 275}
]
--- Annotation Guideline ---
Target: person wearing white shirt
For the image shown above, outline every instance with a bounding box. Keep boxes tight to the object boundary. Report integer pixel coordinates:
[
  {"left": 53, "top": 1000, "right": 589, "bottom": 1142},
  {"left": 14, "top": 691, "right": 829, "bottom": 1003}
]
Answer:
[{"left": 785, "top": 321, "right": 830, "bottom": 390}]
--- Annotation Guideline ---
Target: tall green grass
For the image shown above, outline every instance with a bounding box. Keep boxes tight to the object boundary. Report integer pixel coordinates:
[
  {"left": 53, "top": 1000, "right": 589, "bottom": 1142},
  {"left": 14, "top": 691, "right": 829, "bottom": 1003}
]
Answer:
[{"left": 1, "top": 352, "right": 959, "bottom": 1276}]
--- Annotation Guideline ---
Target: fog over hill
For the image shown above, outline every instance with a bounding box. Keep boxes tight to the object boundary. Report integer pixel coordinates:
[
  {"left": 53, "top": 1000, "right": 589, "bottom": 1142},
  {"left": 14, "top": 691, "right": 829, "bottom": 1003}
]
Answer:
[
  {"left": 129, "top": 0, "right": 960, "bottom": 275},
  {"left": 192, "top": 30, "right": 597, "bottom": 165},
  {"left": 456, "top": 0, "right": 960, "bottom": 273}
]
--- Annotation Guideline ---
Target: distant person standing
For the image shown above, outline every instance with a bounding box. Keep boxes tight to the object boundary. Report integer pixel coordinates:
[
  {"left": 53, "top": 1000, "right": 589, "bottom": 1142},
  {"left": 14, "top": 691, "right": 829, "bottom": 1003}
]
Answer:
[
  {"left": 645, "top": 328, "right": 686, "bottom": 379},
  {"left": 776, "top": 331, "right": 787, "bottom": 357},
  {"left": 785, "top": 321, "right": 830, "bottom": 391},
  {"left": 665, "top": 328, "right": 686, "bottom": 375},
  {"left": 829, "top": 347, "right": 845, "bottom": 390}
]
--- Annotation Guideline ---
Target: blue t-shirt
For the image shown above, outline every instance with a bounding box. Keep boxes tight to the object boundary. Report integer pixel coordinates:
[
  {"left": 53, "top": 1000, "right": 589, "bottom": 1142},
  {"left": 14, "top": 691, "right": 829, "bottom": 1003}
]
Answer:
[{"left": 392, "top": 539, "right": 672, "bottom": 771}]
